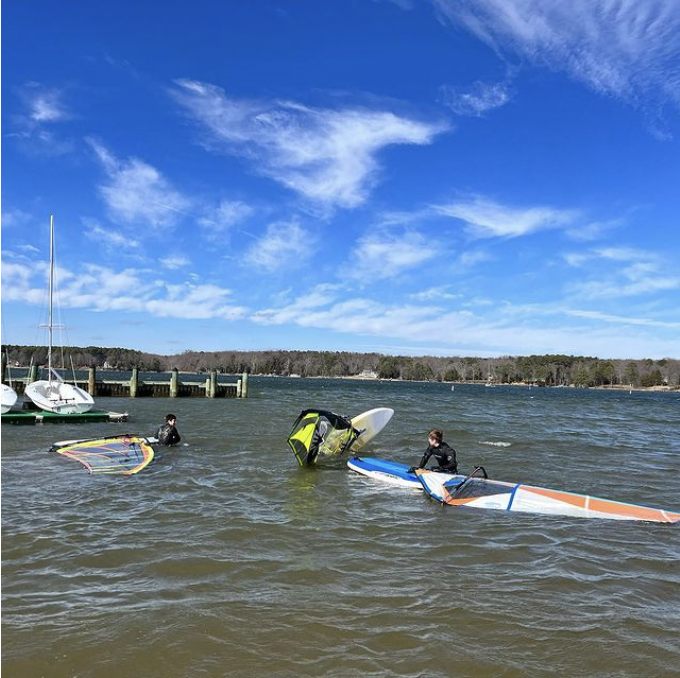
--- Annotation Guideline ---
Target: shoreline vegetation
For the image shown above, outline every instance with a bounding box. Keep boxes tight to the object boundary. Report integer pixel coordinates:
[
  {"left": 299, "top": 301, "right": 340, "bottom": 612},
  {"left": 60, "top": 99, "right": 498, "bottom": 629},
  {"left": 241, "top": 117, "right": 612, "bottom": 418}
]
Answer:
[{"left": 3, "top": 345, "right": 679, "bottom": 392}]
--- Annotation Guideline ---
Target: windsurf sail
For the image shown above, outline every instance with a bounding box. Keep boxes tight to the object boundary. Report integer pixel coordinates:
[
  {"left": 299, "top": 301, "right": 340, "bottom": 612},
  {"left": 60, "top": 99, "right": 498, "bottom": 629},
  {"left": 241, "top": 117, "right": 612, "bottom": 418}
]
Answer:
[
  {"left": 52, "top": 435, "right": 155, "bottom": 475},
  {"left": 416, "top": 469, "right": 680, "bottom": 523},
  {"left": 348, "top": 456, "right": 680, "bottom": 523},
  {"left": 287, "top": 409, "right": 360, "bottom": 466}
]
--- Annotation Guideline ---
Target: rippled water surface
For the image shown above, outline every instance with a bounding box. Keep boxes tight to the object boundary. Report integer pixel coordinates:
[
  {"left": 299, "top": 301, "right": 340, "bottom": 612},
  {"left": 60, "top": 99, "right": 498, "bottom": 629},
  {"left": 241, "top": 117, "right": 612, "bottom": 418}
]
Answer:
[{"left": 2, "top": 378, "right": 679, "bottom": 677}]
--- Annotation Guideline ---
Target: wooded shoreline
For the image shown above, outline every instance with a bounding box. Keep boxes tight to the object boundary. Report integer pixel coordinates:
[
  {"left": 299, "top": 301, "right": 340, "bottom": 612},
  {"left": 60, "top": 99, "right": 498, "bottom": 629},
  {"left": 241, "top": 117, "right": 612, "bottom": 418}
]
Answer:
[{"left": 3, "top": 345, "right": 678, "bottom": 390}]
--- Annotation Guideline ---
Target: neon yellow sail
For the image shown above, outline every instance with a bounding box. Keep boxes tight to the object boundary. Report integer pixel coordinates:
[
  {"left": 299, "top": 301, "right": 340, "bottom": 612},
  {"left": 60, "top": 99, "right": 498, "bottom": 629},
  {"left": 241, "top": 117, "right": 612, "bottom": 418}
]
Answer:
[{"left": 287, "top": 409, "right": 359, "bottom": 466}]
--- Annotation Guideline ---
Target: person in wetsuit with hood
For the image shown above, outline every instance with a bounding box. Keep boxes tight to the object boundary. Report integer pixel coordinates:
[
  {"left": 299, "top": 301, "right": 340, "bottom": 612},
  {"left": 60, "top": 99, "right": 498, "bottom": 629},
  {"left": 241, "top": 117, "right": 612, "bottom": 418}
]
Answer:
[
  {"left": 410, "top": 428, "right": 458, "bottom": 473},
  {"left": 156, "top": 413, "right": 181, "bottom": 446}
]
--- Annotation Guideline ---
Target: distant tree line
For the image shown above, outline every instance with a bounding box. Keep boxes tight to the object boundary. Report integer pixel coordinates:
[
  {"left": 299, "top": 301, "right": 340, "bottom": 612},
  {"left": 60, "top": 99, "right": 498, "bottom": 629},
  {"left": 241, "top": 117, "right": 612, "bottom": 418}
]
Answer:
[{"left": 2, "top": 345, "right": 678, "bottom": 388}]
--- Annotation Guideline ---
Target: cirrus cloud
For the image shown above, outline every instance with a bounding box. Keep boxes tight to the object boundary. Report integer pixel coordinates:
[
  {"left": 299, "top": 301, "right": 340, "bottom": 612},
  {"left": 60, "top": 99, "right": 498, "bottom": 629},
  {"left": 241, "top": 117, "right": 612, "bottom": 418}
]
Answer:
[
  {"left": 171, "top": 79, "right": 449, "bottom": 210},
  {"left": 1, "top": 257, "right": 246, "bottom": 321},
  {"left": 434, "top": 0, "right": 680, "bottom": 110},
  {"left": 433, "top": 195, "right": 579, "bottom": 238},
  {"left": 244, "top": 220, "right": 316, "bottom": 273},
  {"left": 440, "top": 81, "right": 513, "bottom": 116},
  {"left": 87, "top": 138, "right": 192, "bottom": 230}
]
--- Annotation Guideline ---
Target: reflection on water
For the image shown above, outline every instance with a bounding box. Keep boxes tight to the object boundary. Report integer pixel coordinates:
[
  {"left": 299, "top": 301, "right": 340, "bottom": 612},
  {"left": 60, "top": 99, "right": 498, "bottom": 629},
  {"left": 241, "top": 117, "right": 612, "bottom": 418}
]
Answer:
[{"left": 2, "top": 379, "right": 680, "bottom": 677}]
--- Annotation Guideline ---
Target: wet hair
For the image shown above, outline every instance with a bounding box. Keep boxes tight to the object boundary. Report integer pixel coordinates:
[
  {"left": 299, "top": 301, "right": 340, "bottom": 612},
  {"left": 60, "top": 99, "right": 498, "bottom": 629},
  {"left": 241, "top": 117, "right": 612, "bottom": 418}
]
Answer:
[
  {"left": 428, "top": 429, "right": 443, "bottom": 444},
  {"left": 166, "top": 414, "right": 177, "bottom": 422}
]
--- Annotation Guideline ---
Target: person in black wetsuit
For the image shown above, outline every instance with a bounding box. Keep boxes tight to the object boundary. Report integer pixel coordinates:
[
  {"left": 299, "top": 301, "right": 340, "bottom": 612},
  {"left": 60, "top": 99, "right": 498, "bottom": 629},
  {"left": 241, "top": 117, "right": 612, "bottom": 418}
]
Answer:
[
  {"left": 410, "top": 428, "right": 458, "bottom": 473},
  {"left": 156, "top": 413, "right": 181, "bottom": 446}
]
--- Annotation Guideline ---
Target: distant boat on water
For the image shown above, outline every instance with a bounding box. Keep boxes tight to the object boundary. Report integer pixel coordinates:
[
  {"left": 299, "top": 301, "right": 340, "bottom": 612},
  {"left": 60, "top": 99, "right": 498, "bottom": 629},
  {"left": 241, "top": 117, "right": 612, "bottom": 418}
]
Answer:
[{"left": 24, "top": 216, "right": 95, "bottom": 415}]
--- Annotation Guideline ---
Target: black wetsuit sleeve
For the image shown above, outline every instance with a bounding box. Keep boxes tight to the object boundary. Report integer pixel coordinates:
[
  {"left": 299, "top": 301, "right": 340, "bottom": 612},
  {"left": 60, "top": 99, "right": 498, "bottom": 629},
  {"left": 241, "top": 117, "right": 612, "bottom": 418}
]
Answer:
[{"left": 418, "top": 445, "right": 435, "bottom": 468}]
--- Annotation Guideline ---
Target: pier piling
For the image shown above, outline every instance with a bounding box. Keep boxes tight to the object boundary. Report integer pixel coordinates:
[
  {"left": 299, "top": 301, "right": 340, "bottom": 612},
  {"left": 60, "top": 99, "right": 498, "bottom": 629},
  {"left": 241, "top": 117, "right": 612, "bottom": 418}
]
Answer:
[
  {"left": 130, "top": 367, "right": 139, "bottom": 398},
  {"left": 170, "top": 369, "right": 179, "bottom": 398}
]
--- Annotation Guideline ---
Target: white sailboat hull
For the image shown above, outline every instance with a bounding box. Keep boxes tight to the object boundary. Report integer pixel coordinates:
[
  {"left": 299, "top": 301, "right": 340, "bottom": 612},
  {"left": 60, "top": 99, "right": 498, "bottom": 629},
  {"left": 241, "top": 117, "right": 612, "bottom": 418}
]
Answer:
[
  {"left": 24, "top": 380, "right": 94, "bottom": 414},
  {"left": 1, "top": 383, "right": 19, "bottom": 414}
]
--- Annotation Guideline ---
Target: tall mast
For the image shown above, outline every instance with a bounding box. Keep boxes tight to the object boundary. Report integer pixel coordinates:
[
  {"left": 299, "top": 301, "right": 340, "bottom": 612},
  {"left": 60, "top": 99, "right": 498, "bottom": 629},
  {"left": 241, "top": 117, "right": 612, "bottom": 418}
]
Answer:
[{"left": 48, "top": 215, "right": 54, "bottom": 381}]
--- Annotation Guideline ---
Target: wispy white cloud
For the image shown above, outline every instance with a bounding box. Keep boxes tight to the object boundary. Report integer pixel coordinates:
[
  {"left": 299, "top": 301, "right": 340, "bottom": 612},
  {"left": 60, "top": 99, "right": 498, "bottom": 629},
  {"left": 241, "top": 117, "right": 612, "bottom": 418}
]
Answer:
[
  {"left": 244, "top": 220, "right": 316, "bottom": 272},
  {"left": 142, "top": 282, "right": 245, "bottom": 320},
  {"left": 251, "top": 288, "right": 679, "bottom": 358},
  {"left": 439, "top": 80, "right": 513, "bottom": 116},
  {"left": 349, "top": 229, "right": 439, "bottom": 281},
  {"left": 566, "top": 217, "right": 623, "bottom": 242},
  {"left": 254, "top": 294, "right": 440, "bottom": 336},
  {"left": 198, "top": 199, "right": 255, "bottom": 242},
  {"left": 409, "top": 286, "right": 462, "bottom": 302},
  {"left": 159, "top": 254, "right": 190, "bottom": 270},
  {"left": 1, "top": 258, "right": 246, "bottom": 320},
  {"left": 253, "top": 283, "right": 343, "bottom": 325},
  {"left": 573, "top": 274, "right": 680, "bottom": 299},
  {"left": 434, "top": 195, "right": 579, "bottom": 238},
  {"left": 87, "top": 138, "right": 192, "bottom": 230},
  {"left": 0, "top": 261, "right": 47, "bottom": 304},
  {"left": 564, "top": 246, "right": 654, "bottom": 266},
  {"left": 1, "top": 208, "right": 32, "bottom": 230},
  {"left": 563, "top": 252, "right": 589, "bottom": 267},
  {"left": 9, "top": 83, "right": 74, "bottom": 154},
  {"left": 457, "top": 248, "right": 494, "bottom": 268},
  {"left": 16, "top": 244, "right": 41, "bottom": 255},
  {"left": 564, "top": 245, "right": 680, "bottom": 298},
  {"left": 26, "top": 87, "right": 70, "bottom": 123},
  {"left": 566, "top": 309, "right": 680, "bottom": 329},
  {"left": 171, "top": 79, "right": 448, "bottom": 210},
  {"left": 83, "top": 218, "right": 142, "bottom": 251},
  {"left": 374, "top": 208, "right": 432, "bottom": 228},
  {"left": 434, "top": 0, "right": 680, "bottom": 110}
]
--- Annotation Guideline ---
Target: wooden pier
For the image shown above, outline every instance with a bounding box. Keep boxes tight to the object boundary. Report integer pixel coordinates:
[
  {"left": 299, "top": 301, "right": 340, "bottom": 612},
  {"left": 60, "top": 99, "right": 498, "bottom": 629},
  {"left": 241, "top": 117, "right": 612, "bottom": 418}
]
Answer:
[{"left": 2, "top": 365, "right": 249, "bottom": 399}]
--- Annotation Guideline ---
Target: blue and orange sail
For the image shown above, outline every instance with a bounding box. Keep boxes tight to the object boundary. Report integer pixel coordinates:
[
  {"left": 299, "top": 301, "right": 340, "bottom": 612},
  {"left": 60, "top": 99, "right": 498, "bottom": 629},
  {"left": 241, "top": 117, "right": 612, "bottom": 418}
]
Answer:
[{"left": 52, "top": 435, "right": 155, "bottom": 475}]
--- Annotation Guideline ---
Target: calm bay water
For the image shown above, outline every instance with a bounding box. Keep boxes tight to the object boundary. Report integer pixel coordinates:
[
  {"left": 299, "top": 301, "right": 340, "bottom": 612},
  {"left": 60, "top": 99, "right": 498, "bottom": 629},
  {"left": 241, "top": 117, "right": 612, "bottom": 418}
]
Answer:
[{"left": 2, "top": 377, "right": 679, "bottom": 678}]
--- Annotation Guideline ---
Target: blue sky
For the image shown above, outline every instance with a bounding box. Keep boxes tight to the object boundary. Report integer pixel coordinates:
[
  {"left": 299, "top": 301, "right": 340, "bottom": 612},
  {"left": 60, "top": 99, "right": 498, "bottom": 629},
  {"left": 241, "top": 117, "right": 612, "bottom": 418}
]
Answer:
[{"left": 2, "top": 0, "right": 679, "bottom": 359}]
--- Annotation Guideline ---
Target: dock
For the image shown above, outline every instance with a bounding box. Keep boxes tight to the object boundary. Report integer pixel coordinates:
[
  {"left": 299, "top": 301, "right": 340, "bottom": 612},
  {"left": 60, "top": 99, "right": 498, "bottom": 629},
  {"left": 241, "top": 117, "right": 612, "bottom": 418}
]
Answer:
[
  {"left": 2, "top": 366, "right": 250, "bottom": 399},
  {"left": 2, "top": 410, "right": 129, "bottom": 425}
]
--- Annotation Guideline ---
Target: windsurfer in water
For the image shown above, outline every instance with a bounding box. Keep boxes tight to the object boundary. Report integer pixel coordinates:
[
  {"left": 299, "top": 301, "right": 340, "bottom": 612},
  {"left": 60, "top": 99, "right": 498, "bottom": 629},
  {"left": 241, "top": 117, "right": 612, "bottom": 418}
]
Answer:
[
  {"left": 156, "top": 413, "right": 181, "bottom": 446},
  {"left": 409, "top": 429, "right": 458, "bottom": 473}
]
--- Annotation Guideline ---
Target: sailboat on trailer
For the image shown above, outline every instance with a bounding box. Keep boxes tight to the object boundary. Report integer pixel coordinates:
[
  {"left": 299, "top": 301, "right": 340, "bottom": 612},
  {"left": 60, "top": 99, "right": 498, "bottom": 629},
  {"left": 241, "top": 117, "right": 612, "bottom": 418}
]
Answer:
[{"left": 24, "top": 216, "right": 94, "bottom": 415}]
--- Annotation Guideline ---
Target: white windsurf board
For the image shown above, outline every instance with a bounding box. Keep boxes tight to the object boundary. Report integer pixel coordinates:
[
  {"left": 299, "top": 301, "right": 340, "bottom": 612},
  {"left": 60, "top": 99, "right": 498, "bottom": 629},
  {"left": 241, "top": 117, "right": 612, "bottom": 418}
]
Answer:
[{"left": 350, "top": 407, "right": 394, "bottom": 451}]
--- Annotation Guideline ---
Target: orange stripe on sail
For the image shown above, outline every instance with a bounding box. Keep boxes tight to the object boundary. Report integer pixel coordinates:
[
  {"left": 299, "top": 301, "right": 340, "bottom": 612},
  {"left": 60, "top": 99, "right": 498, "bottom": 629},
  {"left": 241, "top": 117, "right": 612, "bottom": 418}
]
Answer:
[
  {"left": 524, "top": 486, "right": 587, "bottom": 509},
  {"left": 443, "top": 496, "right": 480, "bottom": 506},
  {"left": 527, "top": 486, "right": 680, "bottom": 523},
  {"left": 588, "top": 498, "right": 680, "bottom": 523}
]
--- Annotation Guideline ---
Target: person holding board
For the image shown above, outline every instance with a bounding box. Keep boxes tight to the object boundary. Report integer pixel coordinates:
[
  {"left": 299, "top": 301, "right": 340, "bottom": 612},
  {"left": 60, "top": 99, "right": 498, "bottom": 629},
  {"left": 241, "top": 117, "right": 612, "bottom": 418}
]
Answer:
[{"left": 409, "top": 428, "right": 458, "bottom": 473}]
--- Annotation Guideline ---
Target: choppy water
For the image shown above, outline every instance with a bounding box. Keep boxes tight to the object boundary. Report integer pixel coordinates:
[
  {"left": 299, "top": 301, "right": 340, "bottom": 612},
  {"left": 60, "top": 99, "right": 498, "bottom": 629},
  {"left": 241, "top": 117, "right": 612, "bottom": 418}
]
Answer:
[{"left": 2, "top": 378, "right": 679, "bottom": 678}]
